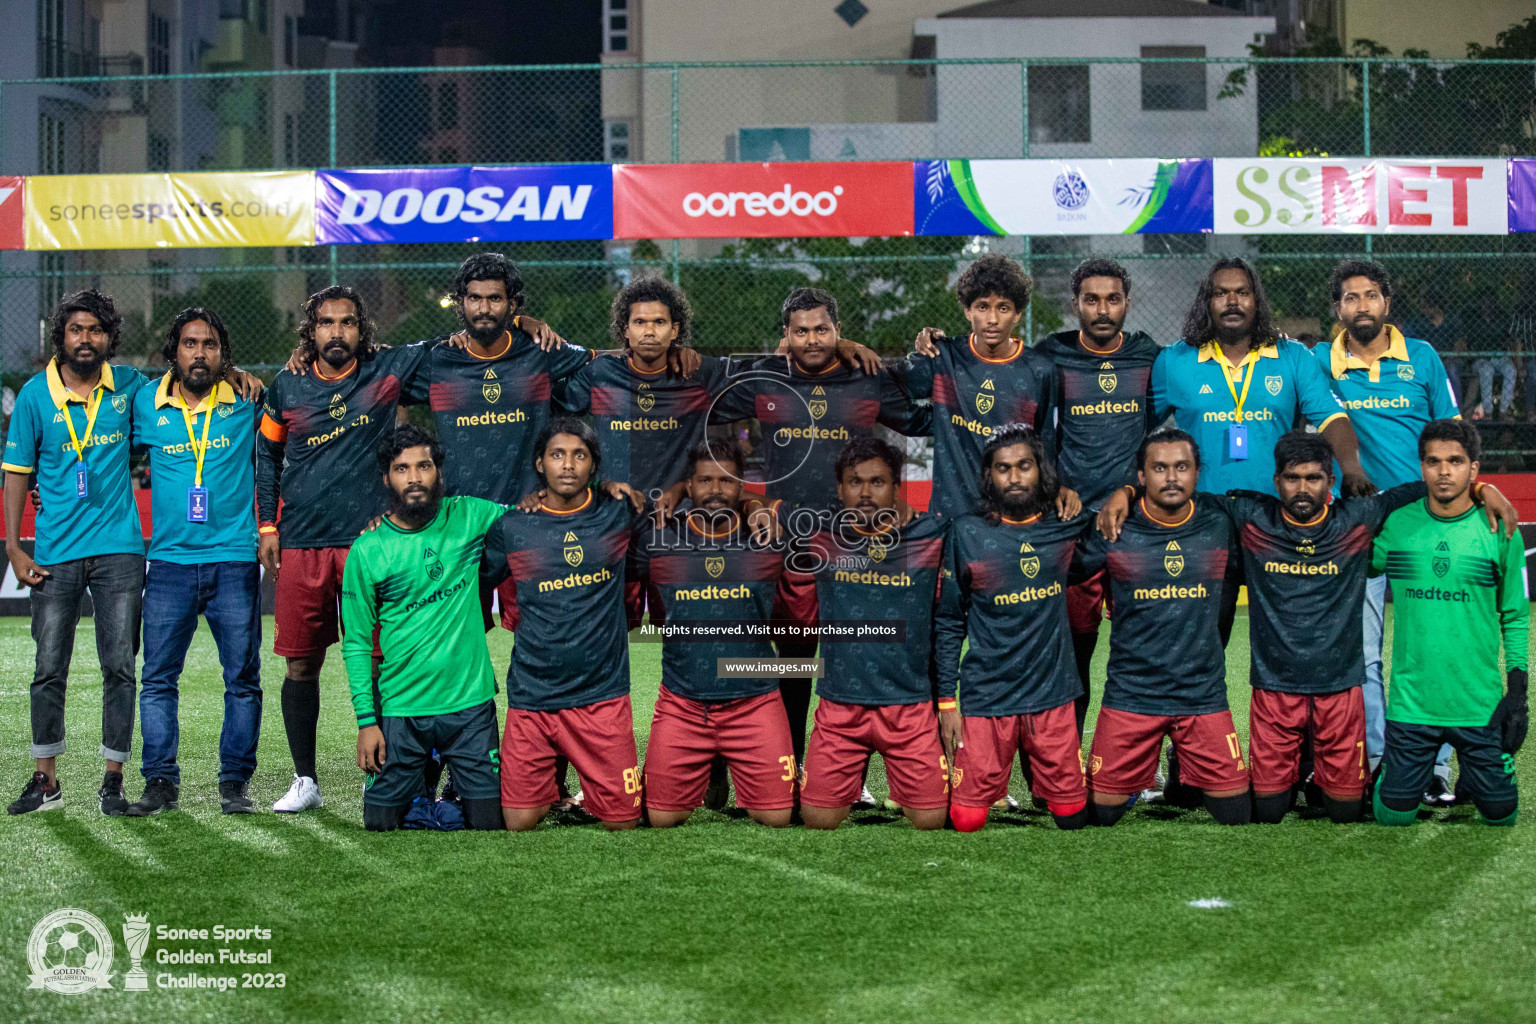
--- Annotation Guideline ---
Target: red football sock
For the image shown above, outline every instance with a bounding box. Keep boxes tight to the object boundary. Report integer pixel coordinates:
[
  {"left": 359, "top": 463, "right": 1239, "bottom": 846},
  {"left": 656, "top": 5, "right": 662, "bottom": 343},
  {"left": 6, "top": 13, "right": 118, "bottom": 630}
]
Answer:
[
  {"left": 950, "top": 804, "right": 989, "bottom": 832},
  {"left": 1048, "top": 799, "right": 1087, "bottom": 818}
]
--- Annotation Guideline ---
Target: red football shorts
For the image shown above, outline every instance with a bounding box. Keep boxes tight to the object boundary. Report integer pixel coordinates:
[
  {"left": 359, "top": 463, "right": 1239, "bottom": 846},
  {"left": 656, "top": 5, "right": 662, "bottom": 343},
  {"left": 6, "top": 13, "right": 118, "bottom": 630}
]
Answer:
[
  {"left": 801, "top": 698, "right": 949, "bottom": 810},
  {"left": 273, "top": 546, "right": 381, "bottom": 658},
  {"left": 643, "top": 686, "right": 795, "bottom": 812},
  {"left": 499, "top": 695, "right": 641, "bottom": 822},
  {"left": 1249, "top": 686, "right": 1367, "bottom": 797},
  {"left": 1067, "top": 570, "right": 1107, "bottom": 635},
  {"left": 479, "top": 575, "right": 518, "bottom": 633},
  {"left": 952, "top": 702, "right": 1085, "bottom": 809},
  {"left": 1089, "top": 706, "right": 1249, "bottom": 796}
]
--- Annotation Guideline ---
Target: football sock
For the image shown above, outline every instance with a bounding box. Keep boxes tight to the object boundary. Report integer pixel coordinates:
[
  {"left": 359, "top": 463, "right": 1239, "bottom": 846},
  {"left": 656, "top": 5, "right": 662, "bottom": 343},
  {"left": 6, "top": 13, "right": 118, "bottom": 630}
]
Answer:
[
  {"left": 949, "top": 804, "right": 988, "bottom": 833},
  {"left": 363, "top": 803, "right": 406, "bottom": 832},
  {"left": 1252, "top": 790, "right": 1291, "bottom": 824},
  {"left": 1048, "top": 799, "right": 1088, "bottom": 831},
  {"left": 1090, "top": 800, "right": 1130, "bottom": 827},
  {"left": 1321, "top": 794, "right": 1363, "bottom": 824},
  {"left": 1373, "top": 785, "right": 1421, "bottom": 827},
  {"left": 281, "top": 677, "right": 320, "bottom": 780},
  {"left": 463, "top": 797, "right": 504, "bottom": 830},
  {"left": 1203, "top": 793, "right": 1252, "bottom": 825}
]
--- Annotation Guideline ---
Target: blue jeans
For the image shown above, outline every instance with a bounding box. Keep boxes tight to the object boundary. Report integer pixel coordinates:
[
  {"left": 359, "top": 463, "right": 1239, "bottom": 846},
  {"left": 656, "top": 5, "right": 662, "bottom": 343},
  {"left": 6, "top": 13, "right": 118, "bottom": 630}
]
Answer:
[
  {"left": 139, "top": 560, "right": 262, "bottom": 784},
  {"left": 30, "top": 552, "right": 143, "bottom": 761},
  {"left": 1363, "top": 574, "right": 1451, "bottom": 770}
]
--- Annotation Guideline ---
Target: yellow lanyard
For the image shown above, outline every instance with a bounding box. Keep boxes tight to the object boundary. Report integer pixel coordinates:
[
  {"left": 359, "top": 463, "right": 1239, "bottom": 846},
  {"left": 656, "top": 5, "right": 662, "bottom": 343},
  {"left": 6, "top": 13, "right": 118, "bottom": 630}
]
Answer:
[
  {"left": 1221, "top": 350, "right": 1259, "bottom": 418},
  {"left": 179, "top": 396, "right": 215, "bottom": 488},
  {"left": 62, "top": 386, "right": 104, "bottom": 463}
]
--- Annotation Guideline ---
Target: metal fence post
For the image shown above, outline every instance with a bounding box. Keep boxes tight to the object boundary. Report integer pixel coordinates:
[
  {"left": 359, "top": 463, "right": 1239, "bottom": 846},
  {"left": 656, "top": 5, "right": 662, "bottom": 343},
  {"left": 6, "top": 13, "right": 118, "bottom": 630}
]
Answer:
[
  {"left": 1023, "top": 235, "right": 1033, "bottom": 341},
  {"left": 1020, "top": 60, "right": 1030, "bottom": 159},
  {"left": 670, "top": 65, "right": 681, "bottom": 284},
  {"left": 328, "top": 70, "right": 339, "bottom": 286},
  {"left": 1360, "top": 58, "right": 1371, "bottom": 158}
]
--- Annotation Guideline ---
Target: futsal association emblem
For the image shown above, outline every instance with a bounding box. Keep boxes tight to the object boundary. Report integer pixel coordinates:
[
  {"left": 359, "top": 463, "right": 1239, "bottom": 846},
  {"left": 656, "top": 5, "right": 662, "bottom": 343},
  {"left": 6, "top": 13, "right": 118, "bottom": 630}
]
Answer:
[
  {"left": 976, "top": 378, "right": 995, "bottom": 415},
  {"left": 637, "top": 385, "right": 655, "bottom": 413},
  {"left": 1020, "top": 555, "right": 1040, "bottom": 578},
  {"left": 1265, "top": 375, "right": 1282, "bottom": 396},
  {"left": 482, "top": 382, "right": 501, "bottom": 404},
  {"left": 111, "top": 394, "right": 128, "bottom": 414},
  {"left": 705, "top": 556, "right": 725, "bottom": 578},
  {"left": 1098, "top": 372, "right": 1116, "bottom": 393},
  {"left": 1296, "top": 538, "right": 1315, "bottom": 557},
  {"left": 809, "top": 385, "right": 827, "bottom": 420},
  {"left": 1433, "top": 540, "right": 1450, "bottom": 579},
  {"left": 328, "top": 393, "right": 346, "bottom": 420},
  {"left": 1397, "top": 364, "right": 1415, "bottom": 381},
  {"left": 424, "top": 546, "right": 444, "bottom": 581},
  {"left": 563, "top": 530, "right": 583, "bottom": 568},
  {"left": 1165, "top": 554, "right": 1184, "bottom": 577},
  {"left": 26, "top": 908, "right": 115, "bottom": 994},
  {"left": 867, "top": 542, "right": 887, "bottom": 563}
]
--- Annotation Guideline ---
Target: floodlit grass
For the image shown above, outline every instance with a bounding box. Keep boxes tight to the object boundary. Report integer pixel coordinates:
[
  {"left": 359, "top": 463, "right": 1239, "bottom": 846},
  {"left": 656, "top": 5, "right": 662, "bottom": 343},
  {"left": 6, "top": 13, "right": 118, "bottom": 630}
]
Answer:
[{"left": 1, "top": 611, "right": 1532, "bottom": 1024}]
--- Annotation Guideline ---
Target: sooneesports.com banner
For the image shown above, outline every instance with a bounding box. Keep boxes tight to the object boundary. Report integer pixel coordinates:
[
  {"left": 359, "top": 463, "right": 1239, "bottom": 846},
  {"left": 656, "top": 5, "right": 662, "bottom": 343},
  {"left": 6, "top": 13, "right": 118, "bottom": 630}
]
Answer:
[
  {"left": 25, "top": 172, "right": 314, "bottom": 249},
  {"left": 915, "top": 159, "right": 1213, "bottom": 236}
]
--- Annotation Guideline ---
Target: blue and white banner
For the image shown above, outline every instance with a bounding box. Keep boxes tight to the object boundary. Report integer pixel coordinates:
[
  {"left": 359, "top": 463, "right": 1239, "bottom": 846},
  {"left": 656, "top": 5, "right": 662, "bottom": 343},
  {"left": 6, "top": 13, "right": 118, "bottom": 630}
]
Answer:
[
  {"left": 315, "top": 165, "right": 613, "bottom": 244},
  {"left": 914, "top": 158, "right": 1213, "bottom": 236}
]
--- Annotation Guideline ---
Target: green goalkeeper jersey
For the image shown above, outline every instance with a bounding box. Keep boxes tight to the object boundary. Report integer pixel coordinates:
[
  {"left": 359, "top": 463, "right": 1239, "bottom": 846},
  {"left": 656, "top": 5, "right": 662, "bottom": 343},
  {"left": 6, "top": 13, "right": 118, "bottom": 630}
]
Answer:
[
  {"left": 1371, "top": 499, "right": 1530, "bottom": 726},
  {"left": 341, "top": 495, "right": 505, "bottom": 727}
]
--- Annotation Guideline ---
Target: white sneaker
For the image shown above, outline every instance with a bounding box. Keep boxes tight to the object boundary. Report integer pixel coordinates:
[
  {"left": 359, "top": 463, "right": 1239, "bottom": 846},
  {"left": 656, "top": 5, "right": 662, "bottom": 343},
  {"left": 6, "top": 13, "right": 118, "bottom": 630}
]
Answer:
[
  {"left": 272, "top": 775, "right": 323, "bottom": 813},
  {"left": 853, "top": 786, "right": 878, "bottom": 810}
]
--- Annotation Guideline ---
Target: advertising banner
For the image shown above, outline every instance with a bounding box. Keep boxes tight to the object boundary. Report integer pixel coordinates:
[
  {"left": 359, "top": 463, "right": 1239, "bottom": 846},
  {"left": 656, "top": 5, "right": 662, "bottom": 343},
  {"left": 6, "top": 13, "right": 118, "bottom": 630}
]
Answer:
[
  {"left": 915, "top": 158, "right": 1213, "bottom": 236},
  {"left": 1213, "top": 159, "right": 1508, "bottom": 234},
  {"left": 613, "top": 161, "right": 912, "bottom": 239},
  {"left": 0, "top": 177, "right": 23, "bottom": 250},
  {"left": 315, "top": 165, "right": 613, "bottom": 244},
  {"left": 1509, "top": 159, "right": 1536, "bottom": 233},
  {"left": 25, "top": 172, "right": 314, "bottom": 250}
]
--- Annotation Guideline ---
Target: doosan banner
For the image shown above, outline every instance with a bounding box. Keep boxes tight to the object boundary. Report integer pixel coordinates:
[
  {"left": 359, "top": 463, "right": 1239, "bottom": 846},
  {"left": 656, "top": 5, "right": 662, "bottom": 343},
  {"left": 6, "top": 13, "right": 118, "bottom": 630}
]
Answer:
[
  {"left": 25, "top": 171, "right": 314, "bottom": 249},
  {"left": 316, "top": 165, "right": 613, "bottom": 244},
  {"left": 1214, "top": 159, "right": 1508, "bottom": 234},
  {"left": 915, "top": 159, "right": 1213, "bottom": 236},
  {"left": 613, "top": 162, "right": 913, "bottom": 239}
]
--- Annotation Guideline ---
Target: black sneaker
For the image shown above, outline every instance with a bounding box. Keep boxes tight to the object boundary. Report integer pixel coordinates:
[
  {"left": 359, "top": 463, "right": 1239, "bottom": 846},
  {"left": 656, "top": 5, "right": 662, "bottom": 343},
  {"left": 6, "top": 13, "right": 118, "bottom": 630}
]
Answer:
[
  {"left": 99, "top": 771, "right": 130, "bottom": 816},
  {"left": 124, "top": 777, "right": 177, "bottom": 817},
  {"left": 219, "top": 780, "right": 254, "bottom": 815},
  {"left": 703, "top": 757, "right": 730, "bottom": 811},
  {"left": 7, "top": 771, "right": 62, "bottom": 815},
  {"left": 1424, "top": 774, "right": 1456, "bottom": 807}
]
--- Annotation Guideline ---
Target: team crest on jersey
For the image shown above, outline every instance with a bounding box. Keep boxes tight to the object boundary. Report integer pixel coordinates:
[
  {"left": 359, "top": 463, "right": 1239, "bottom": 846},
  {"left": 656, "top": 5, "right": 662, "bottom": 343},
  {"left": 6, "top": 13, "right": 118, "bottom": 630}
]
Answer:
[
  {"left": 705, "top": 556, "right": 725, "bottom": 578},
  {"left": 1020, "top": 555, "right": 1040, "bottom": 578},
  {"left": 1199, "top": 384, "right": 1213, "bottom": 395},
  {"left": 329, "top": 393, "right": 346, "bottom": 420},
  {"left": 563, "top": 530, "right": 583, "bottom": 568},
  {"left": 1164, "top": 540, "right": 1183, "bottom": 577},
  {"left": 1265, "top": 375, "right": 1282, "bottom": 396},
  {"left": 483, "top": 381, "right": 501, "bottom": 404},
  {"left": 1098, "top": 372, "right": 1117, "bottom": 393},
  {"left": 424, "top": 546, "right": 444, "bottom": 582},
  {"left": 976, "top": 378, "right": 995, "bottom": 415},
  {"left": 1090, "top": 755, "right": 1102, "bottom": 775},
  {"left": 1296, "top": 538, "right": 1316, "bottom": 557},
  {"left": 217, "top": 404, "right": 233, "bottom": 418},
  {"left": 809, "top": 385, "right": 827, "bottom": 420},
  {"left": 1433, "top": 539, "right": 1450, "bottom": 579},
  {"left": 867, "top": 542, "right": 887, "bottom": 563},
  {"left": 637, "top": 384, "right": 655, "bottom": 413},
  {"left": 1397, "top": 363, "right": 1415, "bottom": 382},
  {"left": 111, "top": 394, "right": 128, "bottom": 414}
]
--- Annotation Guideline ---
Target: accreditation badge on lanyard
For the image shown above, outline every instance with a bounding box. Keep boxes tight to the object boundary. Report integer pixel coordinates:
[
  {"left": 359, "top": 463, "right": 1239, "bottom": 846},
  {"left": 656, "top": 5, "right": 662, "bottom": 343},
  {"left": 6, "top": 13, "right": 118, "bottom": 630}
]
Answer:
[
  {"left": 63, "top": 387, "right": 105, "bottom": 499},
  {"left": 1223, "top": 353, "right": 1258, "bottom": 461},
  {"left": 182, "top": 401, "right": 214, "bottom": 523}
]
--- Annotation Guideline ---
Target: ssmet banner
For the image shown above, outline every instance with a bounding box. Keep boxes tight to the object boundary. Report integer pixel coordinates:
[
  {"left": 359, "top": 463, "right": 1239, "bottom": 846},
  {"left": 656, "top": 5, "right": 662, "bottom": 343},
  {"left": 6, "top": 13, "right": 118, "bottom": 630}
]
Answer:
[
  {"left": 316, "top": 165, "right": 612, "bottom": 244},
  {"left": 25, "top": 172, "right": 314, "bottom": 250},
  {"left": 613, "top": 161, "right": 912, "bottom": 239},
  {"left": 914, "top": 159, "right": 1213, "bottom": 236},
  {"left": 1214, "top": 159, "right": 1508, "bottom": 234}
]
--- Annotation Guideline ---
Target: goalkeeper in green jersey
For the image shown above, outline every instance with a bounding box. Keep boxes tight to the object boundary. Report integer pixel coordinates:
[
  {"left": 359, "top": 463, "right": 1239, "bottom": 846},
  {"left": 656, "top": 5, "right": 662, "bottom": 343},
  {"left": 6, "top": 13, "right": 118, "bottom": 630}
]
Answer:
[
  {"left": 341, "top": 426, "right": 506, "bottom": 831},
  {"left": 1370, "top": 419, "right": 1529, "bottom": 826}
]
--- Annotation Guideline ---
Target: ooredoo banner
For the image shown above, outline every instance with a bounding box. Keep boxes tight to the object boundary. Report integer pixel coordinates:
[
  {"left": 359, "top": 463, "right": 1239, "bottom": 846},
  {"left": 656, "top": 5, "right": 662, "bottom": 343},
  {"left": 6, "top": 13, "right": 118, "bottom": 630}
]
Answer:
[
  {"left": 915, "top": 158, "right": 1213, "bottom": 236},
  {"left": 1213, "top": 159, "right": 1508, "bottom": 234},
  {"left": 316, "top": 165, "right": 612, "bottom": 244},
  {"left": 0, "top": 176, "right": 22, "bottom": 250},
  {"left": 25, "top": 171, "right": 314, "bottom": 250},
  {"left": 612, "top": 162, "right": 912, "bottom": 239}
]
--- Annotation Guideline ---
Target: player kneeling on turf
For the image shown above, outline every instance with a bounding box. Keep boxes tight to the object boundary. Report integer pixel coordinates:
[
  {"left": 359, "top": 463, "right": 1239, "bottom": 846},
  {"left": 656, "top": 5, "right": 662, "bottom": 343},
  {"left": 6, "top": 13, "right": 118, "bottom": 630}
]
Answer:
[
  {"left": 632, "top": 439, "right": 796, "bottom": 827},
  {"left": 343, "top": 427, "right": 506, "bottom": 832},
  {"left": 936, "top": 425, "right": 1092, "bottom": 830},
  {"left": 1081, "top": 428, "right": 1251, "bottom": 825},
  {"left": 1372, "top": 420, "right": 1528, "bottom": 826}
]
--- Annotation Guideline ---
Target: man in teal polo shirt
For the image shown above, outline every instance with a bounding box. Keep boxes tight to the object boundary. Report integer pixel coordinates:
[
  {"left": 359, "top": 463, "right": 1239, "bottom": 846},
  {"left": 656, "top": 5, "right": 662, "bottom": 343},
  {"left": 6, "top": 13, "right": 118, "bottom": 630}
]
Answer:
[
  {"left": 3, "top": 290, "right": 150, "bottom": 816},
  {"left": 124, "top": 308, "right": 264, "bottom": 817}
]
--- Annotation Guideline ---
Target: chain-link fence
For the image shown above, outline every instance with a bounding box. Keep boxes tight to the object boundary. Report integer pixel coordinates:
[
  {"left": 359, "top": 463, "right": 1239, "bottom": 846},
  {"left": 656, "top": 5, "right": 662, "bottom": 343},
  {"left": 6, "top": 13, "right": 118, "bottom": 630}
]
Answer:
[{"left": 2, "top": 57, "right": 1535, "bottom": 458}]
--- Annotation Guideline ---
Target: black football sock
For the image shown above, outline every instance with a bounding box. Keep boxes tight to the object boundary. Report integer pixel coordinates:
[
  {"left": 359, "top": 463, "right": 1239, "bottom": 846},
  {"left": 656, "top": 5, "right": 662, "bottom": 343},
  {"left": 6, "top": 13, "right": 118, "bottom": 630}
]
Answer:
[
  {"left": 280, "top": 677, "right": 321, "bottom": 780},
  {"left": 1052, "top": 807, "right": 1090, "bottom": 831},
  {"left": 462, "top": 797, "right": 504, "bottom": 830},
  {"left": 1252, "top": 791, "right": 1291, "bottom": 824},
  {"left": 363, "top": 803, "right": 406, "bottom": 832},
  {"left": 1203, "top": 792, "right": 1252, "bottom": 825},
  {"left": 1321, "top": 794, "right": 1363, "bottom": 824},
  {"left": 1090, "top": 800, "right": 1130, "bottom": 827}
]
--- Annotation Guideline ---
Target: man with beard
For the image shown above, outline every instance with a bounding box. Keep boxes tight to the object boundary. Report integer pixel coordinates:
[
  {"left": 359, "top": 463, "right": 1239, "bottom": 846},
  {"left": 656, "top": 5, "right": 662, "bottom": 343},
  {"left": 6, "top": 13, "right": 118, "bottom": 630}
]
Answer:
[
  {"left": 258, "top": 285, "right": 434, "bottom": 813},
  {"left": 342, "top": 426, "right": 506, "bottom": 832},
  {"left": 1318, "top": 259, "right": 1464, "bottom": 799},
  {"left": 631, "top": 439, "right": 795, "bottom": 828},
  {"left": 1078, "top": 428, "right": 1251, "bottom": 826},
  {"left": 483, "top": 418, "right": 651, "bottom": 832},
  {"left": 4, "top": 291, "right": 259, "bottom": 816},
  {"left": 125, "top": 309, "right": 265, "bottom": 816},
  {"left": 935, "top": 424, "right": 1093, "bottom": 831},
  {"left": 777, "top": 437, "right": 951, "bottom": 831}
]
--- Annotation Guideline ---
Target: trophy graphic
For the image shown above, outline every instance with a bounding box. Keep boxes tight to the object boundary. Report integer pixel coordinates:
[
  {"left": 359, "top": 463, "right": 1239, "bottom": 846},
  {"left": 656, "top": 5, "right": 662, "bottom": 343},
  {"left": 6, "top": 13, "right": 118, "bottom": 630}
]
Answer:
[{"left": 122, "top": 913, "right": 150, "bottom": 991}]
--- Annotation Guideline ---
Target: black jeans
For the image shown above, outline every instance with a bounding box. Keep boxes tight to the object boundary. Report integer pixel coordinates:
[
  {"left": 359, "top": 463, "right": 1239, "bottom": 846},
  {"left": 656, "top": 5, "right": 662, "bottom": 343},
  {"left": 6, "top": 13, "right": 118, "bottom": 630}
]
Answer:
[{"left": 29, "top": 553, "right": 143, "bottom": 761}]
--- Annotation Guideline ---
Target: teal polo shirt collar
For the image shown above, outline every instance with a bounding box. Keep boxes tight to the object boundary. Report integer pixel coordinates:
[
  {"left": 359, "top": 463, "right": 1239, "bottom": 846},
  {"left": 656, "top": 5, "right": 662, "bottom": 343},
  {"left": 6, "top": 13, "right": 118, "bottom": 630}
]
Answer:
[{"left": 153, "top": 372, "right": 237, "bottom": 414}]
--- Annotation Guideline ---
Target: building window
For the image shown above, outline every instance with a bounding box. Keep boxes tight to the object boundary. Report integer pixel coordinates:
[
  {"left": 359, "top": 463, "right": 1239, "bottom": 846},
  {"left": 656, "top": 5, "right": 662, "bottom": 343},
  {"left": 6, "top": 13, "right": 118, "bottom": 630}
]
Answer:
[
  {"left": 149, "top": 12, "right": 171, "bottom": 74},
  {"left": 1028, "top": 65, "right": 1090, "bottom": 145},
  {"left": 438, "top": 82, "right": 458, "bottom": 130},
  {"left": 603, "top": 0, "right": 629, "bottom": 53},
  {"left": 604, "top": 120, "right": 630, "bottom": 162},
  {"left": 1141, "top": 46, "right": 1206, "bottom": 111},
  {"left": 148, "top": 132, "right": 171, "bottom": 171}
]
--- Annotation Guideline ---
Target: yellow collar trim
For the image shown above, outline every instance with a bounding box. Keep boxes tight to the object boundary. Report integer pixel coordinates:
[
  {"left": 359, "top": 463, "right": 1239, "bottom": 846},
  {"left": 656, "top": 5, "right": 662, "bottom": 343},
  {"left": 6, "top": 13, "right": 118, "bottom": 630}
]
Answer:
[
  {"left": 154, "top": 372, "right": 235, "bottom": 412},
  {"left": 45, "top": 358, "right": 117, "bottom": 408},
  {"left": 1329, "top": 325, "right": 1409, "bottom": 383},
  {"left": 1197, "top": 340, "right": 1279, "bottom": 372}
]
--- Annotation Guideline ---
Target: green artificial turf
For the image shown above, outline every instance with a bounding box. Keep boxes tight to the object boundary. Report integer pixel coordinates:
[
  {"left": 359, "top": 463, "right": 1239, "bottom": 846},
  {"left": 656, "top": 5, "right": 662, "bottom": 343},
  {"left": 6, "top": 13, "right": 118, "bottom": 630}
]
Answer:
[{"left": 1, "top": 611, "right": 1533, "bottom": 1024}]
